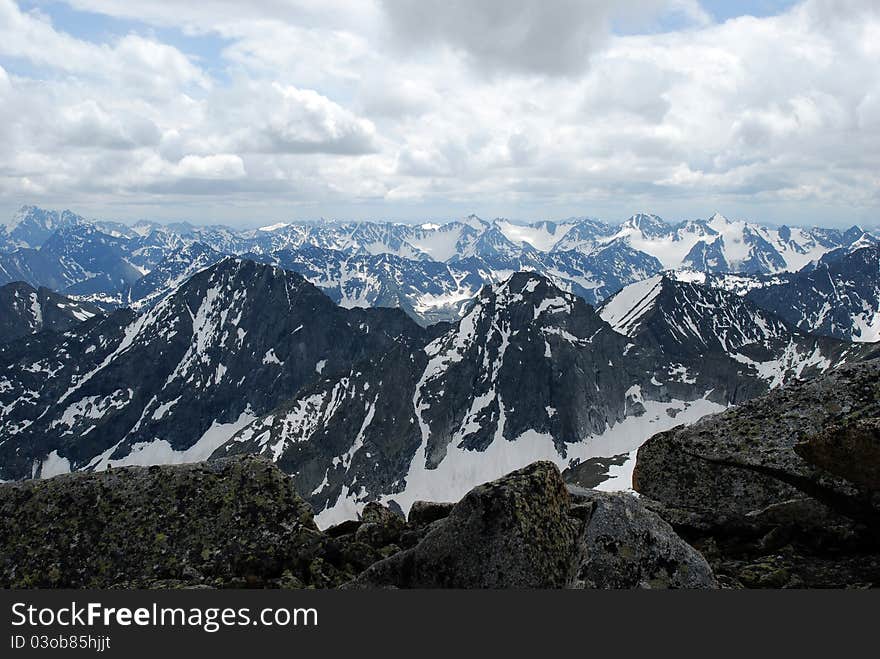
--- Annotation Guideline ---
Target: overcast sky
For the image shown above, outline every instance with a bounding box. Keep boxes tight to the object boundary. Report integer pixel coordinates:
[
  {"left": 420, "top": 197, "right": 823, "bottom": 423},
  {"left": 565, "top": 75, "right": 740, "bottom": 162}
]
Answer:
[{"left": 0, "top": 0, "right": 878, "bottom": 227}]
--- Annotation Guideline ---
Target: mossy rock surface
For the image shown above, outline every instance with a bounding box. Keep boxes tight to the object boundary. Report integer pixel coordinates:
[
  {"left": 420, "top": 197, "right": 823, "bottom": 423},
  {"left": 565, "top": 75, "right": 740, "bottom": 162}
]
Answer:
[{"left": 0, "top": 456, "right": 348, "bottom": 588}]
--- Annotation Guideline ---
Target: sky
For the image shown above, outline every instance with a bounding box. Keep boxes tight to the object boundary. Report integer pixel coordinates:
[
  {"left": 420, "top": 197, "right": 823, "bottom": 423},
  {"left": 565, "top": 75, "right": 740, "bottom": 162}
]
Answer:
[{"left": 0, "top": 0, "right": 878, "bottom": 228}]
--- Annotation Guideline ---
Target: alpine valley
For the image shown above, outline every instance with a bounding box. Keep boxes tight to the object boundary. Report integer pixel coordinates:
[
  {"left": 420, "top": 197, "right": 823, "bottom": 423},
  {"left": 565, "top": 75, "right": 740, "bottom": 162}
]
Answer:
[{"left": 0, "top": 205, "right": 878, "bottom": 526}]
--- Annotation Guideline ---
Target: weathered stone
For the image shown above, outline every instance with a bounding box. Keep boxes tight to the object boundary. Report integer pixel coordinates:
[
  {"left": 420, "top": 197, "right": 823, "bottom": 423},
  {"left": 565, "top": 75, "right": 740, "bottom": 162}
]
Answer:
[
  {"left": 795, "top": 418, "right": 880, "bottom": 491},
  {"left": 567, "top": 487, "right": 717, "bottom": 589},
  {"left": 349, "top": 461, "right": 580, "bottom": 588},
  {"left": 0, "top": 456, "right": 345, "bottom": 588},
  {"left": 407, "top": 500, "right": 454, "bottom": 528},
  {"left": 354, "top": 502, "right": 405, "bottom": 549},
  {"left": 632, "top": 360, "right": 880, "bottom": 588},
  {"left": 633, "top": 360, "right": 880, "bottom": 520}
]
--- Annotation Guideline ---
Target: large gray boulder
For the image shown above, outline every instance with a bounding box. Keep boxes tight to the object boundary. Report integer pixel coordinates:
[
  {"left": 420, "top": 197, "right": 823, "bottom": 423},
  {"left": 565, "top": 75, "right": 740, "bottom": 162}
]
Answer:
[
  {"left": 350, "top": 461, "right": 582, "bottom": 588},
  {"left": 632, "top": 359, "right": 880, "bottom": 588},
  {"left": 0, "top": 456, "right": 347, "bottom": 588},
  {"left": 350, "top": 461, "right": 716, "bottom": 589},
  {"left": 568, "top": 487, "right": 717, "bottom": 589},
  {"left": 633, "top": 360, "right": 880, "bottom": 521}
]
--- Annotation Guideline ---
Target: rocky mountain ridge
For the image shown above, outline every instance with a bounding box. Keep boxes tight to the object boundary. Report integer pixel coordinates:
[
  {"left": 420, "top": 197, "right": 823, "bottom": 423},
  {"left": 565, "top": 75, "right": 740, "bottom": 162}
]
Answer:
[{"left": 3, "top": 205, "right": 875, "bottom": 326}]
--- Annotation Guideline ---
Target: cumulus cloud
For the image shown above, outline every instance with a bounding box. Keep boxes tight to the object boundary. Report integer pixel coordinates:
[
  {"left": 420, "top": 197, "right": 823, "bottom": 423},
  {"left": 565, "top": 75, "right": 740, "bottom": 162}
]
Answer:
[
  {"left": 0, "top": 1, "right": 207, "bottom": 94},
  {"left": 0, "top": 0, "right": 878, "bottom": 225},
  {"left": 249, "top": 84, "right": 378, "bottom": 155},
  {"left": 379, "top": 0, "right": 710, "bottom": 77},
  {"left": 174, "top": 154, "right": 246, "bottom": 179}
]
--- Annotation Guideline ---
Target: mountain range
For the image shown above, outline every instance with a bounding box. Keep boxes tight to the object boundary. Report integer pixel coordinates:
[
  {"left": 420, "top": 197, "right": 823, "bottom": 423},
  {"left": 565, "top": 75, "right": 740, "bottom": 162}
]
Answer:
[
  {"left": 2, "top": 205, "right": 876, "bottom": 327},
  {"left": 0, "top": 204, "right": 877, "bottom": 526}
]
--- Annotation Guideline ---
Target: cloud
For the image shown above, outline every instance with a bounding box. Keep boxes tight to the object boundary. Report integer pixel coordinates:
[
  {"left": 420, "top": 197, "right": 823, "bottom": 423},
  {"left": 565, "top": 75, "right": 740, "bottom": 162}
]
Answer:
[
  {"left": 379, "top": 0, "right": 709, "bottom": 77},
  {"left": 174, "top": 154, "right": 246, "bottom": 179},
  {"left": 248, "top": 83, "right": 378, "bottom": 155},
  {"left": 0, "top": 0, "right": 878, "bottom": 226},
  {"left": 56, "top": 101, "right": 162, "bottom": 150},
  {"left": 380, "top": 0, "right": 621, "bottom": 76},
  {"left": 0, "top": 1, "right": 207, "bottom": 94}
]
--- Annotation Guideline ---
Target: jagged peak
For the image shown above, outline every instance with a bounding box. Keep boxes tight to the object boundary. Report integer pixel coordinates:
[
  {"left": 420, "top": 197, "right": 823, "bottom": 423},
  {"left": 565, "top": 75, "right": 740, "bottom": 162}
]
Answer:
[{"left": 623, "top": 212, "right": 668, "bottom": 230}]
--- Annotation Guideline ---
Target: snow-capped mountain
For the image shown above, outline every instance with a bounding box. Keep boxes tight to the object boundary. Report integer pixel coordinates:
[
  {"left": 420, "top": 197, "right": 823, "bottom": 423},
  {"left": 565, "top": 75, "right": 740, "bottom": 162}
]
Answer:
[
  {"left": 0, "top": 282, "right": 99, "bottom": 345},
  {"left": 2, "top": 206, "right": 84, "bottom": 249},
  {"left": 123, "top": 242, "right": 225, "bottom": 311},
  {"left": 262, "top": 247, "right": 484, "bottom": 326},
  {"left": 247, "top": 243, "right": 662, "bottom": 325},
  {"left": 3, "top": 206, "right": 873, "bottom": 325},
  {"left": 0, "top": 223, "right": 142, "bottom": 302},
  {"left": 1, "top": 247, "right": 873, "bottom": 525},
  {"left": 599, "top": 273, "right": 865, "bottom": 388},
  {"left": 607, "top": 212, "right": 871, "bottom": 274},
  {"left": 0, "top": 259, "right": 425, "bottom": 481},
  {"left": 216, "top": 271, "right": 868, "bottom": 524},
  {"left": 218, "top": 272, "right": 721, "bottom": 523},
  {"left": 744, "top": 246, "right": 880, "bottom": 343},
  {"left": 667, "top": 245, "right": 880, "bottom": 343}
]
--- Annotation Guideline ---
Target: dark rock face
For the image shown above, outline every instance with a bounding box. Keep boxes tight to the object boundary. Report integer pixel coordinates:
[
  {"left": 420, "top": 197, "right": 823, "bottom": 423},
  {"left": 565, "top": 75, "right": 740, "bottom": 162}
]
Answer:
[
  {"left": 0, "top": 457, "right": 717, "bottom": 589},
  {"left": 407, "top": 501, "right": 454, "bottom": 528},
  {"left": 0, "top": 281, "right": 99, "bottom": 344},
  {"left": 349, "top": 462, "right": 582, "bottom": 588},
  {"left": 633, "top": 359, "right": 880, "bottom": 588},
  {"left": 795, "top": 418, "right": 880, "bottom": 491},
  {"left": 0, "top": 457, "right": 326, "bottom": 588},
  {"left": 598, "top": 273, "right": 867, "bottom": 397},
  {"left": 745, "top": 245, "right": 880, "bottom": 342},
  {"left": 567, "top": 487, "right": 717, "bottom": 589},
  {"left": 349, "top": 462, "right": 716, "bottom": 589},
  {"left": 223, "top": 271, "right": 761, "bottom": 519},
  {"left": 0, "top": 258, "right": 426, "bottom": 481}
]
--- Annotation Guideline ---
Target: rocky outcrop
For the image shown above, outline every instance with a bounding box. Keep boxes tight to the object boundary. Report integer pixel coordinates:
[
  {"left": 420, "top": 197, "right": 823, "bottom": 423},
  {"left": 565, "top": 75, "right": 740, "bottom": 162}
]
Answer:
[
  {"left": 794, "top": 418, "right": 880, "bottom": 491},
  {"left": 568, "top": 487, "right": 717, "bottom": 589},
  {"left": 634, "top": 359, "right": 880, "bottom": 521},
  {"left": 0, "top": 457, "right": 716, "bottom": 589},
  {"left": 0, "top": 281, "right": 99, "bottom": 345},
  {"left": 349, "top": 462, "right": 582, "bottom": 588},
  {"left": 633, "top": 358, "right": 880, "bottom": 587},
  {"left": 349, "top": 462, "right": 716, "bottom": 589},
  {"left": 0, "top": 457, "right": 352, "bottom": 588}
]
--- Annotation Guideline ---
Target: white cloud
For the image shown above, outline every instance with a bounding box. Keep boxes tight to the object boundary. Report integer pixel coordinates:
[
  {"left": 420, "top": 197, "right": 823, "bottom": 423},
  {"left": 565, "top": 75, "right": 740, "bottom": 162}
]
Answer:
[
  {"left": 244, "top": 83, "right": 378, "bottom": 155},
  {"left": 0, "top": 0, "right": 877, "bottom": 226},
  {"left": 0, "top": 2, "right": 207, "bottom": 94},
  {"left": 174, "top": 154, "right": 246, "bottom": 179}
]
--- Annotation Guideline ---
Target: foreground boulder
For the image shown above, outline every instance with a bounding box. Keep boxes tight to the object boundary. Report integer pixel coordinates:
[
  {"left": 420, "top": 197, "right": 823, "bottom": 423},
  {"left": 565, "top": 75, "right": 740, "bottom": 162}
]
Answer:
[
  {"left": 568, "top": 487, "right": 717, "bottom": 589},
  {"left": 633, "top": 359, "right": 880, "bottom": 587},
  {"left": 350, "top": 462, "right": 581, "bottom": 588},
  {"left": 634, "top": 360, "right": 880, "bottom": 521},
  {"left": 0, "top": 456, "right": 346, "bottom": 588},
  {"left": 0, "top": 457, "right": 716, "bottom": 589},
  {"left": 350, "top": 462, "right": 716, "bottom": 589}
]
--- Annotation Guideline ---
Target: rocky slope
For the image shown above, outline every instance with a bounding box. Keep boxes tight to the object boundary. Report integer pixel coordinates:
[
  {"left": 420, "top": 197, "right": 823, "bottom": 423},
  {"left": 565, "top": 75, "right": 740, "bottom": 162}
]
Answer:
[
  {"left": 216, "top": 270, "right": 868, "bottom": 525},
  {"left": 219, "top": 272, "right": 730, "bottom": 523},
  {"left": 745, "top": 245, "right": 880, "bottom": 343},
  {"left": 0, "top": 458, "right": 715, "bottom": 589},
  {"left": 0, "top": 258, "right": 425, "bottom": 481},
  {"left": 633, "top": 357, "right": 880, "bottom": 587},
  {"left": 599, "top": 272, "right": 865, "bottom": 388},
  {"left": 0, "top": 281, "right": 99, "bottom": 344}
]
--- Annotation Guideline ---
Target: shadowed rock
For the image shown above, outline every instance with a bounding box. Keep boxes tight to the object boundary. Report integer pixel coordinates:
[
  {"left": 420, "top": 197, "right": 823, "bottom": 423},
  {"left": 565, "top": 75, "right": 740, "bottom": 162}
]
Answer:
[
  {"left": 632, "top": 359, "right": 880, "bottom": 588},
  {"left": 0, "top": 456, "right": 328, "bottom": 588},
  {"left": 349, "top": 461, "right": 581, "bottom": 588},
  {"left": 568, "top": 487, "right": 717, "bottom": 589},
  {"left": 795, "top": 418, "right": 880, "bottom": 491}
]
